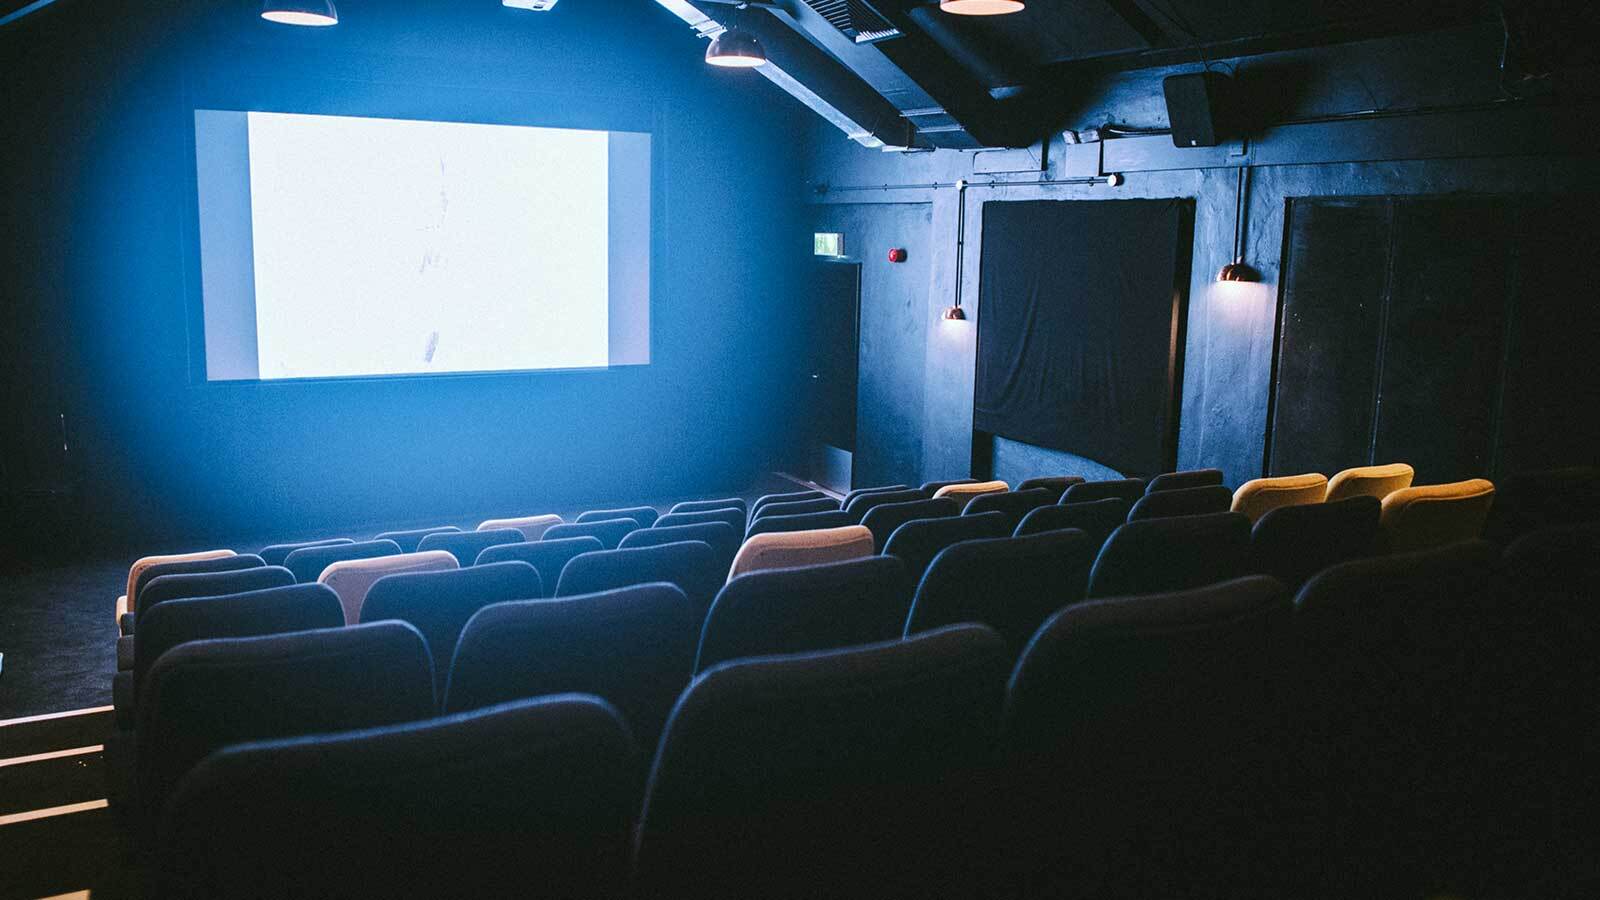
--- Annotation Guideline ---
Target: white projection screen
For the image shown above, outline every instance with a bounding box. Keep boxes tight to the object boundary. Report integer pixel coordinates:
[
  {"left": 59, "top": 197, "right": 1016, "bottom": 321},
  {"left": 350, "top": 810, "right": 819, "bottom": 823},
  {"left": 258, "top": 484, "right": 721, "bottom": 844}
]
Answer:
[{"left": 193, "top": 110, "right": 650, "bottom": 381}]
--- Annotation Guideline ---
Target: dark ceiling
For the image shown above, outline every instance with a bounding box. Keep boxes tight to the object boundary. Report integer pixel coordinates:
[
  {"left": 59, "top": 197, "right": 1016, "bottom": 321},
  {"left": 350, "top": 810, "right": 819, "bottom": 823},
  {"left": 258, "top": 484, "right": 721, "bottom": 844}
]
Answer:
[{"left": 718, "top": 0, "right": 1596, "bottom": 148}]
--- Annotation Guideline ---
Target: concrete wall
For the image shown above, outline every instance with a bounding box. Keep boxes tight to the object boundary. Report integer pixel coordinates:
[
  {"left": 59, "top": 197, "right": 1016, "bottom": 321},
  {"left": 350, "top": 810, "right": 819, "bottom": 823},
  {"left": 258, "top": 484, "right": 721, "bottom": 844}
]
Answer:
[{"left": 803, "top": 23, "right": 1600, "bottom": 489}]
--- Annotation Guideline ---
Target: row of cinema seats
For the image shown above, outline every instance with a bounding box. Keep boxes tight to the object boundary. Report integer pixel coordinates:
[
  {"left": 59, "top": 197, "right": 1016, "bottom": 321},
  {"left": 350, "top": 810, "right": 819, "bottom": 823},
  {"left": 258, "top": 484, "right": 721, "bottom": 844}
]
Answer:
[{"left": 107, "top": 465, "right": 1596, "bottom": 897}]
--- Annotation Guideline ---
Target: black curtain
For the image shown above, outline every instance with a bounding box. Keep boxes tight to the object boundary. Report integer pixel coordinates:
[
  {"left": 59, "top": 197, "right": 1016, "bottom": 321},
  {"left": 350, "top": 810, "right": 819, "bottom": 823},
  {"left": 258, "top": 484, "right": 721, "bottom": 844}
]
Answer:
[{"left": 973, "top": 199, "right": 1193, "bottom": 477}]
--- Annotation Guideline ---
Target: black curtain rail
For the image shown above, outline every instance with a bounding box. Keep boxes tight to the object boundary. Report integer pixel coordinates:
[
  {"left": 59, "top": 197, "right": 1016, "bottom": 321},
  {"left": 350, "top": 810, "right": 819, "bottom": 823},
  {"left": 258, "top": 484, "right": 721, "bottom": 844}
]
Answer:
[{"left": 817, "top": 176, "right": 1116, "bottom": 194}]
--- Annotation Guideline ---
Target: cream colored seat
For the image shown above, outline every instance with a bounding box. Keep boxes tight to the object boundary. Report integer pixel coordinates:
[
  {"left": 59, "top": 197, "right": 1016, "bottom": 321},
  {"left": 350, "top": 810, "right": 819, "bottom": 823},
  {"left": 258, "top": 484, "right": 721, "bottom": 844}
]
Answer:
[
  {"left": 931, "top": 480, "right": 1009, "bottom": 509},
  {"left": 318, "top": 550, "right": 460, "bottom": 625},
  {"left": 1231, "top": 473, "right": 1328, "bottom": 523},
  {"left": 477, "top": 514, "right": 563, "bottom": 543},
  {"left": 117, "top": 550, "right": 236, "bottom": 625},
  {"left": 727, "top": 525, "right": 875, "bottom": 582},
  {"left": 1325, "top": 463, "right": 1415, "bottom": 504},
  {"left": 1379, "top": 479, "right": 1497, "bottom": 553}
]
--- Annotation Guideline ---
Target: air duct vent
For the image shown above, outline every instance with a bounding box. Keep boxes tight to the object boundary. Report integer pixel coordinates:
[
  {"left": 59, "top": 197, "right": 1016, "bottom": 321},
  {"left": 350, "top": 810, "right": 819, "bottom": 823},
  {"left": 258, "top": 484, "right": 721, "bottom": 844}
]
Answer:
[{"left": 802, "top": 0, "right": 902, "bottom": 43}]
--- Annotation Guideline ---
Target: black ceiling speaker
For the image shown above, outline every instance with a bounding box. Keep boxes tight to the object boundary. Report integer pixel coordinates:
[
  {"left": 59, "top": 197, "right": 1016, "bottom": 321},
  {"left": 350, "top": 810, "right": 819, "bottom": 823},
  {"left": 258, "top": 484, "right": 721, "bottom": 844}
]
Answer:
[{"left": 1163, "top": 72, "right": 1232, "bottom": 148}]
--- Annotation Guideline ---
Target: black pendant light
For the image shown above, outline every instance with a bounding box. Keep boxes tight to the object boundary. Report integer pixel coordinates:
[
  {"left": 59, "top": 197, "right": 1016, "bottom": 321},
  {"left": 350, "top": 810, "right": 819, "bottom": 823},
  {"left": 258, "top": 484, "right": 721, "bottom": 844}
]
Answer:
[{"left": 1217, "top": 166, "right": 1260, "bottom": 283}]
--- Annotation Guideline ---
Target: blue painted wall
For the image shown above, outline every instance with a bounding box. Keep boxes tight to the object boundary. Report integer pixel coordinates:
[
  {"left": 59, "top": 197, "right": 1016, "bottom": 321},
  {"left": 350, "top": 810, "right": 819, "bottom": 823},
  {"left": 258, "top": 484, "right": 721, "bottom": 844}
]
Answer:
[
  {"left": 803, "top": 23, "right": 1599, "bottom": 490},
  {"left": 0, "top": 1, "right": 813, "bottom": 543}
]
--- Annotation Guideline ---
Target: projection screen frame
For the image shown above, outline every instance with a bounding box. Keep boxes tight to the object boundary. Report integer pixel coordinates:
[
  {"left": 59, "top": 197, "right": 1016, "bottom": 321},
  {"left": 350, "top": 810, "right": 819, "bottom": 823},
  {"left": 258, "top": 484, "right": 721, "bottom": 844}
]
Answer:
[{"left": 178, "top": 75, "right": 663, "bottom": 388}]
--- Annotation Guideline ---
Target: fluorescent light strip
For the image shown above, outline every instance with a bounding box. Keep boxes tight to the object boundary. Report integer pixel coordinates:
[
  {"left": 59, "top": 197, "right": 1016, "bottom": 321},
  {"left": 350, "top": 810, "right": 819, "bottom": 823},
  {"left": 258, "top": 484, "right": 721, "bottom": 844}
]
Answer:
[
  {"left": 0, "top": 745, "right": 104, "bottom": 769},
  {"left": 0, "top": 0, "right": 63, "bottom": 27},
  {"left": 0, "top": 799, "right": 109, "bottom": 827},
  {"left": 0, "top": 705, "right": 114, "bottom": 729}
]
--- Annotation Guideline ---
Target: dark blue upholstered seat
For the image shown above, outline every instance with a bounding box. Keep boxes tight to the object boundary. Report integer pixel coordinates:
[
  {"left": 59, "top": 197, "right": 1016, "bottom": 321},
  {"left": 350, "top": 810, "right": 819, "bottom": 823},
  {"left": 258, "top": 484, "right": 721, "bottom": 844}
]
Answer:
[
  {"left": 159, "top": 695, "right": 636, "bottom": 900},
  {"left": 474, "top": 537, "right": 604, "bottom": 595},
  {"left": 444, "top": 583, "right": 696, "bottom": 757},
  {"left": 1087, "top": 512, "right": 1252, "bottom": 599},
  {"left": 881, "top": 510, "right": 1011, "bottom": 589},
  {"left": 284, "top": 540, "right": 402, "bottom": 585},
  {"left": 696, "top": 555, "right": 910, "bottom": 673},
  {"left": 361, "top": 561, "right": 543, "bottom": 696},
  {"left": 906, "top": 529, "right": 1098, "bottom": 656},
  {"left": 634, "top": 624, "right": 1010, "bottom": 899}
]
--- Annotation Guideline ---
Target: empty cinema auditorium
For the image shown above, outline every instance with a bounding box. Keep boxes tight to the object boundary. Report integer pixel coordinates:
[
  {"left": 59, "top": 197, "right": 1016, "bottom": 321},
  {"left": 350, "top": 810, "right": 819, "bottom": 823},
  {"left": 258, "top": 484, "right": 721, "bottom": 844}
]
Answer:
[{"left": 3, "top": 0, "right": 1598, "bottom": 896}]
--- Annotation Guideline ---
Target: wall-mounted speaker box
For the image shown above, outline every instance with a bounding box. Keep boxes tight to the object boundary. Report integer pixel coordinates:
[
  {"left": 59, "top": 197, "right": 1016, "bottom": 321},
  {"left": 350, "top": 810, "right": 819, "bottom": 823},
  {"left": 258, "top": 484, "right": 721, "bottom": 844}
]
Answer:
[{"left": 1163, "top": 72, "right": 1231, "bottom": 148}]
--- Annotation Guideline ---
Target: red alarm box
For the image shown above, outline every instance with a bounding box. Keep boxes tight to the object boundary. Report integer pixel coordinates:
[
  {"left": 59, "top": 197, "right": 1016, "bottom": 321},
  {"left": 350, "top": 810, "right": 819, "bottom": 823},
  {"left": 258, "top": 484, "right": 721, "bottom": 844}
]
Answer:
[{"left": 888, "top": 248, "right": 908, "bottom": 263}]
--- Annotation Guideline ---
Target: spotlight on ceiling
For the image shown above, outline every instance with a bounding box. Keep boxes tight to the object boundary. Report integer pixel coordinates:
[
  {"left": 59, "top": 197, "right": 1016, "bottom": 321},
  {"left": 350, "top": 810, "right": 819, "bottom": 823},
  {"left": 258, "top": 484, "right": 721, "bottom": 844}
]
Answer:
[
  {"left": 939, "top": 0, "right": 1026, "bottom": 15},
  {"left": 261, "top": 1, "right": 338, "bottom": 26},
  {"left": 705, "top": 25, "right": 766, "bottom": 68},
  {"left": 942, "top": 305, "right": 967, "bottom": 321}
]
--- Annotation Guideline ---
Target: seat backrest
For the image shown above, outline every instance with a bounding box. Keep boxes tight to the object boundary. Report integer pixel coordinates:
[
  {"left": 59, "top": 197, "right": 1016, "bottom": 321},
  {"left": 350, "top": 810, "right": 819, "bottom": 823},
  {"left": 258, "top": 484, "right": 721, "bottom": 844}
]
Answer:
[
  {"left": 751, "top": 496, "right": 841, "bottom": 521},
  {"left": 962, "top": 488, "right": 1058, "bottom": 531},
  {"left": 655, "top": 508, "right": 744, "bottom": 534},
  {"left": 930, "top": 480, "right": 1009, "bottom": 509},
  {"left": 542, "top": 518, "right": 641, "bottom": 549},
  {"left": 697, "top": 556, "right": 910, "bottom": 673},
  {"left": 1145, "top": 468, "right": 1225, "bottom": 493},
  {"left": 1087, "top": 512, "right": 1252, "bottom": 598},
  {"left": 843, "top": 488, "right": 928, "bottom": 521},
  {"left": 318, "top": 550, "right": 459, "bottom": 625},
  {"left": 125, "top": 550, "right": 236, "bottom": 608},
  {"left": 372, "top": 527, "right": 460, "bottom": 554},
  {"left": 474, "top": 514, "right": 562, "bottom": 542},
  {"left": 1324, "top": 462, "right": 1414, "bottom": 503},
  {"left": 919, "top": 478, "right": 978, "bottom": 496},
  {"left": 1127, "top": 484, "right": 1235, "bottom": 521},
  {"left": 576, "top": 506, "right": 659, "bottom": 528},
  {"left": 727, "top": 525, "right": 874, "bottom": 581},
  {"left": 1231, "top": 473, "right": 1328, "bottom": 523},
  {"left": 130, "top": 554, "right": 257, "bottom": 613},
  {"left": 1250, "top": 496, "right": 1379, "bottom": 591},
  {"left": 133, "top": 584, "right": 346, "bottom": 707},
  {"left": 417, "top": 528, "right": 524, "bottom": 566},
  {"left": 360, "top": 562, "right": 544, "bottom": 696},
  {"left": 1062, "top": 478, "right": 1147, "bottom": 505},
  {"left": 1483, "top": 465, "right": 1600, "bottom": 544},
  {"left": 842, "top": 484, "right": 910, "bottom": 507},
  {"left": 137, "top": 621, "right": 435, "bottom": 826},
  {"left": 671, "top": 497, "right": 748, "bottom": 515},
  {"left": 1001, "top": 576, "right": 1293, "bottom": 897},
  {"left": 136, "top": 561, "right": 287, "bottom": 620},
  {"left": 1014, "top": 497, "right": 1128, "bottom": 549},
  {"left": 882, "top": 511, "right": 1011, "bottom": 587},
  {"left": 907, "top": 529, "right": 1098, "bottom": 656},
  {"left": 752, "top": 489, "right": 827, "bottom": 517},
  {"left": 634, "top": 625, "right": 1010, "bottom": 899},
  {"left": 859, "top": 497, "right": 960, "bottom": 552},
  {"left": 620, "top": 522, "right": 739, "bottom": 574},
  {"left": 1294, "top": 539, "right": 1500, "bottom": 656},
  {"left": 557, "top": 541, "right": 722, "bottom": 625},
  {"left": 445, "top": 584, "right": 696, "bottom": 756},
  {"left": 1015, "top": 475, "right": 1085, "bottom": 501},
  {"left": 159, "top": 695, "right": 636, "bottom": 900},
  {"left": 258, "top": 538, "right": 353, "bottom": 568},
  {"left": 284, "top": 539, "right": 402, "bottom": 585},
  {"left": 473, "top": 537, "right": 604, "bottom": 596},
  {"left": 744, "top": 509, "right": 856, "bottom": 539},
  {"left": 1379, "top": 479, "right": 1496, "bottom": 553}
]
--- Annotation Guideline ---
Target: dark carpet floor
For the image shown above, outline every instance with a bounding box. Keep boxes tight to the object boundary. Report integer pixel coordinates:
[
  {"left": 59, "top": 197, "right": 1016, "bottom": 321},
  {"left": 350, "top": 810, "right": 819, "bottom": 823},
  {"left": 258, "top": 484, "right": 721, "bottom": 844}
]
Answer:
[{"left": 0, "top": 473, "right": 817, "bottom": 720}]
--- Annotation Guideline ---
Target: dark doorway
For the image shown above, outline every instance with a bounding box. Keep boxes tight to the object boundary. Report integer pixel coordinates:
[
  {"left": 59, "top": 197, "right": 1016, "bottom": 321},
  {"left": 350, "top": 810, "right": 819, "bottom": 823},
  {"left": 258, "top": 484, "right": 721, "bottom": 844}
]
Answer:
[{"left": 806, "top": 259, "right": 861, "bottom": 492}]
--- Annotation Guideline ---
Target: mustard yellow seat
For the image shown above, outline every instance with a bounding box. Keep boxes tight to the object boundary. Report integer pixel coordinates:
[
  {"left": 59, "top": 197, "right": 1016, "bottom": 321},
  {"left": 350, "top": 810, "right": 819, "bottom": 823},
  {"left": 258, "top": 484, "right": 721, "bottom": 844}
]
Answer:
[
  {"left": 1379, "top": 479, "right": 1496, "bottom": 553},
  {"left": 1231, "top": 473, "right": 1327, "bottom": 523},
  {"left": 117, "top": 550, "right": 237, "bottom": 624},
  {"left": 726, "top": 525, "right": 874, "bottom": 582},
  {"left": 477, "top": 514, "right": 563, "bottom": 542},
  {"left": 1325, "top": 463, "right": 1415, "bottom": 504},
  {"left": 931, "top": 480, "right": 1009, "bottom": 509}
]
